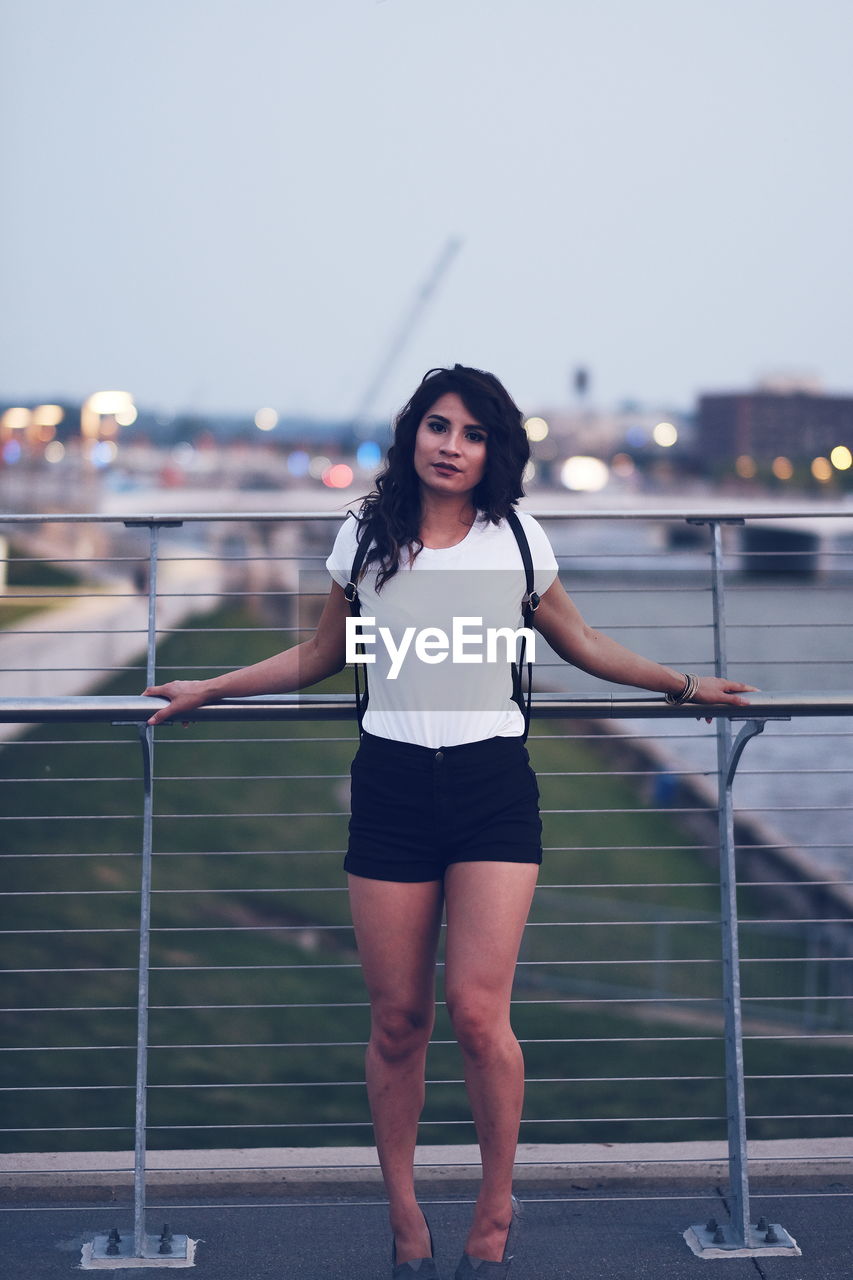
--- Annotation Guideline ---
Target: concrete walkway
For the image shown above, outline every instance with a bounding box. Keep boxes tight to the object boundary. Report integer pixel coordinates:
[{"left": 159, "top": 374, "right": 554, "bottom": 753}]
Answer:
[
  {"left": 2, "top": 1177, "right": 850, "bottom": 1279},
  {"left": 2, "top": 1143, "right": 852, "bottom": 1278}
]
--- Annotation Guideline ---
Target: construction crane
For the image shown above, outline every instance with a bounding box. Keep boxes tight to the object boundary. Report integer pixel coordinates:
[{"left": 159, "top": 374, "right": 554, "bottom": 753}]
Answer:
[{"left": 350, "top": 236, "right": 463, "bottom": 436}]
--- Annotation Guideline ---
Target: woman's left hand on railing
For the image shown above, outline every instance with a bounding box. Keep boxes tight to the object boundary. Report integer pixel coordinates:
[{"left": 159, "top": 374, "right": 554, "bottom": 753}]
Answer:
[
  {"left": 690, "top": 677, "right": 758, "bottom": 707},
  {"left": 689, "top": 676, "right": 758, "bottom": 724}
]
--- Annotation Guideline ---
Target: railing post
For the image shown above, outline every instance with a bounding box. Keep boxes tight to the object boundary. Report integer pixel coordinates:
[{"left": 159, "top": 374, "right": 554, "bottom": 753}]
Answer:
[
  {"left": 710, "top": 521, "right": 751, "bottom": 1245},
  {"left": 683, "top": 519, "right": 797, "bottom": 1257},
  {"left": 126, "top": 518, "right": 185, "bottom": 690},
  {"left": 133, "top": 719, "right": 155, "bottom": 1259},
  {"left": 87, "top": 520, "right": 191, "bottom": 1264},
  {"left": 132, "top": 520, "right": 166, "bottom": 1255}
]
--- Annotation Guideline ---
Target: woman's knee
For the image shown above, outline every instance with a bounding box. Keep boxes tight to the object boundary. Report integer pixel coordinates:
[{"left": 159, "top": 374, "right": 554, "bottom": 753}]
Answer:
[
  {"left": 446, "top": 993, "right": 511, "bottom": 1060},
  {"left": 370, "top": 1002, "right": 434, "bottom": 1063}
]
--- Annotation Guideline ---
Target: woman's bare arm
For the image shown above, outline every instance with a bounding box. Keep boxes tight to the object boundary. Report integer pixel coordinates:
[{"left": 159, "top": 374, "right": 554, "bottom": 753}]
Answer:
[
  {"left": 142, "top": 581, "right": 350, "bottom": 725},
  {"left": 533, "top": 578, "right": 755, "bottom": 705}
]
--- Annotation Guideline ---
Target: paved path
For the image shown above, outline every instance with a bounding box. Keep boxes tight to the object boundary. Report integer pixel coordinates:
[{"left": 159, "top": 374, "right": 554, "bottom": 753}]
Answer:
[
  {"left": 0, "top": 560, "right": 221, "bottom": 740},
  {"left": 2, "top": 1180, "right": 849, "bottom": 1279}
]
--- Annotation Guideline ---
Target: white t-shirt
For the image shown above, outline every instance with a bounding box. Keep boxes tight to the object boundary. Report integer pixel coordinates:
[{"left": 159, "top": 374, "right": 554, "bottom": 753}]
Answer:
[{"left": 326, "top": 511, "right": 558, "bottom": 748}]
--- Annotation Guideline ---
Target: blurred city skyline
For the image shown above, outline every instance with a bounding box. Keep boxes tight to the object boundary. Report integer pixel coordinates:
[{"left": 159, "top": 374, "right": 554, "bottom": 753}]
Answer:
[{"left": 2, "top": 0, "right": 852, "bottom": 422}]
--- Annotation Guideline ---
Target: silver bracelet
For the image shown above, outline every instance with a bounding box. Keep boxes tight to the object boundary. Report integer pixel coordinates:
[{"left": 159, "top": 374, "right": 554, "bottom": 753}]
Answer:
[{"left": 664, "top": 672, "right": 700, "bottom": 705}]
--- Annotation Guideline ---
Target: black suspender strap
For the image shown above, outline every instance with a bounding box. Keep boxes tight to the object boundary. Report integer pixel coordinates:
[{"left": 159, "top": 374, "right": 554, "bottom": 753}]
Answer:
[
  {"left": 505, "top": 509, "right": 540, "bottom": 742},
  {"left": 344, "top": 519, "right": 372, "bottom": 737},
  {"left": 345, "top": 510, "right": 541, "bottom": 741}
]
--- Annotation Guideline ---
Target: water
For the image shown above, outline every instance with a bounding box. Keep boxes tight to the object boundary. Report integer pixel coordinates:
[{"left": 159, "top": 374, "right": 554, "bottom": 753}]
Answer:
[{"left": 538, "top": 518, "right": 853, "bottom": 880}]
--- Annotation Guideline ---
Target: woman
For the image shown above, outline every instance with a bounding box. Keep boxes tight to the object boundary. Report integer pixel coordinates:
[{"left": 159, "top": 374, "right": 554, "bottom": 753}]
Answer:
[{"left": 144, "top": 365, "right": 753, "bottom": 1278}]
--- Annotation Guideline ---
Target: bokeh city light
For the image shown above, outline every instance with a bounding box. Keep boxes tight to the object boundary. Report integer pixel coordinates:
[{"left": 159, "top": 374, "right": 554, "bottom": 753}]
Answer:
[
  {"left": 322, "top": 463, "right": 353, "bottom": 489},
  {"left": 560, "top": 456, "right": 609, "bottom": 492},
  {"left": 524, "top": 417, "right": 549, "bottom": 442},
  {"left": 254, "top": 408, "right": 279, "bottom": 431},
  {"left": 652, "top": 422, "right": 678, "bottom": 448}
]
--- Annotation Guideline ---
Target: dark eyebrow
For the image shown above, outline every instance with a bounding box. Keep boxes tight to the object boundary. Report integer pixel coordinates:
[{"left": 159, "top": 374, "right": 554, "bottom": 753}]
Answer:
[{"left": 426, "top": 413, "right": 488, "bottom": 432}]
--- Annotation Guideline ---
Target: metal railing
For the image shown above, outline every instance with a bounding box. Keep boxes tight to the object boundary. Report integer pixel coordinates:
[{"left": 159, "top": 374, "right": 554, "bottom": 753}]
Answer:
[{"left": 1, "top": 507, "right": 852, "bottom": 1260}]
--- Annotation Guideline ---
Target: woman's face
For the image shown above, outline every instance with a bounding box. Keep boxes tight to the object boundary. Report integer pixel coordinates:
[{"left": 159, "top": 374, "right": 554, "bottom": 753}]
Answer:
[{"left": 412, "top": 392, "right": 488, "bottom": 500}]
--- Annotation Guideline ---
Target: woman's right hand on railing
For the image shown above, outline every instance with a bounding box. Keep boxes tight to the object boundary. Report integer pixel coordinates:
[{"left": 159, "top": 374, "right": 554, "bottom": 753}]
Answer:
[{"left": 142, "top": 680, "right": 214, "bottom": 726}]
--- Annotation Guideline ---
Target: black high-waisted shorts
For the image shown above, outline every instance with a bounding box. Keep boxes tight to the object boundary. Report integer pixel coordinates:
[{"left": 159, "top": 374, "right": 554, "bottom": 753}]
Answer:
[{"left": 345, "top": 731, "right": 542, "bottom": 882}]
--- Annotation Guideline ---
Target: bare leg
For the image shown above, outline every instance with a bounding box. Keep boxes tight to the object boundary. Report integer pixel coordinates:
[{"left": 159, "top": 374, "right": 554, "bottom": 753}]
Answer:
[
  {"left": 348, "top": 873, "right": 444, "bottom": 1265},
  {"left": 443, "top": 860, "right": 539, "bottom": 1262}
]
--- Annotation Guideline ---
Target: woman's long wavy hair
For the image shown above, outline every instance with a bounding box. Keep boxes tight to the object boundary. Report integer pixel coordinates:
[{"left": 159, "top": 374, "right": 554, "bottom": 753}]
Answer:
[{"left": 357, "top": 364, "right": 530, "bottom": 589}]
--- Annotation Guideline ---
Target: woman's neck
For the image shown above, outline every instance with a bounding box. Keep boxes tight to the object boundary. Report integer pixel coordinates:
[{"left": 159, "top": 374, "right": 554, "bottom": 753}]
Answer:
[{"left": 418, "top": 492, "right": 478, "bottom": 550}]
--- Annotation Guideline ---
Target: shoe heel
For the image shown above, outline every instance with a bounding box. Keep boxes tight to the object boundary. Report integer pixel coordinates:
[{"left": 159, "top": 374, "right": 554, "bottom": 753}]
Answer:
[
  {"left": 454, "top": 1195, "right": 522, "bottom": 1278},
  {"left": 392, "top": 1214, "right": 438, "bottom": 1278}
]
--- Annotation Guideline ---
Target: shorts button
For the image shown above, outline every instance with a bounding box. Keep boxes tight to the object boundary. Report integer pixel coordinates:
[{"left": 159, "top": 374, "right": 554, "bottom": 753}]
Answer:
[{"left": 435, "top": 750, "right": 444, "bottom": 762}]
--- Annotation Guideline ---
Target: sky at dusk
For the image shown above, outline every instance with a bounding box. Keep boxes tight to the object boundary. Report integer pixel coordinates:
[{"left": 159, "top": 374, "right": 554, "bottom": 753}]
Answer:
[{"left": 2, "top": 0, "right": 852, "bottom": 423}]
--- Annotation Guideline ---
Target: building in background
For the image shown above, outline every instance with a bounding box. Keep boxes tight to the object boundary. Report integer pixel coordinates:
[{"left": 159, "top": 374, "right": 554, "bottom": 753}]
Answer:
[{"left": 697, "top": 378, "right": 853, "bottom": 483}]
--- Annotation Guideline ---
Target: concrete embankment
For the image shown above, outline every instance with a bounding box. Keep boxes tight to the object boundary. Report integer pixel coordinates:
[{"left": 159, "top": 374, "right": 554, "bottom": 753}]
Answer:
[
  {"left": 0, "top": 560, "right": 222, "bottom": 742},
  {"left": 3, "top": 1139, "right": 852, "bottom": 1194}
]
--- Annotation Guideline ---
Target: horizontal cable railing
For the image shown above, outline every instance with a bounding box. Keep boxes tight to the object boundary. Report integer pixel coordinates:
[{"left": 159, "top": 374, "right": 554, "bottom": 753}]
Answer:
[{"left": 1, "top": 695, "right": 851, "bottom": 1137}]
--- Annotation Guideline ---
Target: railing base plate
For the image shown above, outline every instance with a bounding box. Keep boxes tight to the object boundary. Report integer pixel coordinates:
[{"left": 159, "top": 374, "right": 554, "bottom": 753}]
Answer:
[
  {"left": 684, "top": 1221, "right": 800, "bottom": 1258},
  {"left": 82, "top": 1233, "right": 194, "bottom": 1268}
]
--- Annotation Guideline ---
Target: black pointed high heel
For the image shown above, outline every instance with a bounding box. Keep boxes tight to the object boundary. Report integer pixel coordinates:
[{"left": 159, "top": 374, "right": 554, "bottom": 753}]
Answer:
[
  {"left": 453, "top": 1195, "right": 521, "bottom": 1278},
  {"left": 392, "top": 1215, "right": 438, "bottom": 1278}
]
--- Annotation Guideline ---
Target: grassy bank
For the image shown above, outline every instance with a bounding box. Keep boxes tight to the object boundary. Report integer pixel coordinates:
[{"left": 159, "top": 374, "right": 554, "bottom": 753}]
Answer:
[{"left": 0, "top": 545, "right": 87, "bottom": 627}]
